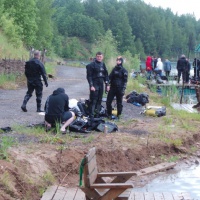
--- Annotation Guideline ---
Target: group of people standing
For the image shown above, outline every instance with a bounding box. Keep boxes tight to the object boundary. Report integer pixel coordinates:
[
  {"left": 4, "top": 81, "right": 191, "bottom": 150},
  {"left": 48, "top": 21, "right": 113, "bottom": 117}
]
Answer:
[
  {"left": 21, "top": 50, "right": 128, "bottom": 133},
  {"left": 145, "top": 56, "right": 172, "bottom": 80},
  {"left": 86, "top": 52, "right": 128, "bottom": 123}
]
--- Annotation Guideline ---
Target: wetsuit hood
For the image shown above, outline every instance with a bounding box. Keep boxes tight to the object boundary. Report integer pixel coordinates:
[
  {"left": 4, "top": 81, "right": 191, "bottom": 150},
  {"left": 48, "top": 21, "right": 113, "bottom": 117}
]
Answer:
[{"left": 53, "top": 88, "right": 65, "bottom": 95}]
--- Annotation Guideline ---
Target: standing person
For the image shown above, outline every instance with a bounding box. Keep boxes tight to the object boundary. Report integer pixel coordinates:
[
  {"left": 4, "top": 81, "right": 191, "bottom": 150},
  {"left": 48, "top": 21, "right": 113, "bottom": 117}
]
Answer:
[
  {"left": 41, "top": 48, "right": 47, "bottom": 65},
  {"left": 164, "top": 58, "right": 171, "bottom": 79},
  {"left": 21, "top": 50, "right": 48, "bottom": 112},
  {"left": 153, "top": 57, "right": 158, "bottom": 69},
  {"left": 44, "top": 88, "right": 75, "bottom": 132},
  {"left": 154, "top": 57, "right": 163, "bottom": 77},
  {"left": 86, "top": 52, "right": 109, "bottom": 123},
  {"left": 185, "top": 58, "right": 191, "bottom": 84},
  {"left": 145, "top": 56, "right": 153, "bottom": 80},
  {"left": 192, "top": 58, "right": 200, "bottom": 79},
  {"left": 176, "top": 54, "right": 188, "bottom": 84},
  {"left": 106, "top": 56, "right": 128, "bottom": 119}
]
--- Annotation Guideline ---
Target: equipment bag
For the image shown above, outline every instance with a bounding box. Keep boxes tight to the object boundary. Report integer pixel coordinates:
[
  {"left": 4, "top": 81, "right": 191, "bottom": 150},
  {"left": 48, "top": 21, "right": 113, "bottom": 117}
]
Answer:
[
  {"left": 126, "top": 91, "right": 149, "bottom": 106},
  {"left": 96, "top": 121, "right": 118, "bottom": 133},
  {"left": 69, "top": 117, "right": 90, "bottom": 133}
]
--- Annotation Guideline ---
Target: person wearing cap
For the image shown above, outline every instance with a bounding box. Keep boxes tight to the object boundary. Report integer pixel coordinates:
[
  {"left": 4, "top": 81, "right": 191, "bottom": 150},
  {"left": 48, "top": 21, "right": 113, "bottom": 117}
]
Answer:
[
  {"left": 21, "top": 50, "right": 48, "bottom": 112},
  {"left": 106, "top": 56, "right": 128, "bottom": 119},
  {"left": 44, "top": 88, "right": 75, "bottom": 132},
  {"left": 176, "top": 54, "right": 189, "bottom": 83},
  {"left": 86, "top": 52, "right": 109, "bottom": 123}
]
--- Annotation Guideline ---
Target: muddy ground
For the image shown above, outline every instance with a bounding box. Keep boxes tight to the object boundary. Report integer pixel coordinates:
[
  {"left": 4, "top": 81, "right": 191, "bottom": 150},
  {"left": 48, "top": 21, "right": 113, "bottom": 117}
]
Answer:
[{"left": 0, "top": 65, "right": 200, "bottom": 200}]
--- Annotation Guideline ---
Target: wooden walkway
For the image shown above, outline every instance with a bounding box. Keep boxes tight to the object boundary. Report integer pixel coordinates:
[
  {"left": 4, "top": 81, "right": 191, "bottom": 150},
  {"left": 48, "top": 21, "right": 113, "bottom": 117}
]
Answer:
[
  {"left": 171, "top": 103, "right": 197, "bottom": 113},
  {"left": 41, "top": 186, "right": 192, "bottom": 200}
]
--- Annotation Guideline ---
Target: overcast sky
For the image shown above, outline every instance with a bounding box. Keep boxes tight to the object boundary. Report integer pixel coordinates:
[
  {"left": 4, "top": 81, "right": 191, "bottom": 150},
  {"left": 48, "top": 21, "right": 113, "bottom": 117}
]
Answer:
[{"left": 143, "top": 0, "right": 200, "bottom": 20}]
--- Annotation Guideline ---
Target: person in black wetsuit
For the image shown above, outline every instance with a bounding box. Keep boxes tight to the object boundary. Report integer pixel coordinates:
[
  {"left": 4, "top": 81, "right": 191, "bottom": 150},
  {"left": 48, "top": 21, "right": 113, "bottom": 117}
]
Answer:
[
  {"left": 106, "top": 56, "right": 128, "bottom": 119},
  {"left": 176, "top": 54, "right": 189, "bottom": 84},
  {"left": 21, "top": 50, "right": 48, "bottom": 112},
  {"left": 44, "top": 88, "right": 75, "bottom": 132},
  {"left": 86, "top": 52, "right": 109, "bottom": 122}
]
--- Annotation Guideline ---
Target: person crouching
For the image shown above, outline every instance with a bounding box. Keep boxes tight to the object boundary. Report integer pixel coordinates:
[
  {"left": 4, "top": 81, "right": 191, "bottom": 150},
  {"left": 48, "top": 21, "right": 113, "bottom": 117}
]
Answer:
[{"left": 44, "top": 88, "right": 75, "bottom": 133}]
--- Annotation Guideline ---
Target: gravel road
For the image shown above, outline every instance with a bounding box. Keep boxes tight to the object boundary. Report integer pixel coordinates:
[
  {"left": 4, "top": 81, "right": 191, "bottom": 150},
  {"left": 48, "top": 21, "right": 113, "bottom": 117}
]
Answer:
[
  {"left": 0, "top": 65, "right": 144, "bottom": 128},
  {"left": 0, "top": 65, "right": 89, "bottom": 127}
]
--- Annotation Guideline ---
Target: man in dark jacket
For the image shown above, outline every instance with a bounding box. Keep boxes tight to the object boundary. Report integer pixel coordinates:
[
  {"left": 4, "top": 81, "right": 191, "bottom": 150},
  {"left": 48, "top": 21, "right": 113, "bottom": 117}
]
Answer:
[
  {"left": 193, "top": 58, "right": 200, "bottom": 79},
  {"left": 176, "top": 54, "right": 189, "bottom": 83},
  {"left": 86, "top": 52, "right": 109, "bottom": 121},
  {"left": 21, "top": 50, "right": 48, "bottom": 112},
  {"left": 44, "top": 88, "right": 75, "bottom": 132},
  {"left": 106, "top": 56, "right": 128, "bottom": 119}
]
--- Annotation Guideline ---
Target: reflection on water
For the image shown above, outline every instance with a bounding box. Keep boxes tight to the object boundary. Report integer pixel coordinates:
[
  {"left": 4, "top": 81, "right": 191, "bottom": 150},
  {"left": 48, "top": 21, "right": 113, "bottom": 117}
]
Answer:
[{"left": 133, "top": 164, "right": 200, "bottom": 199}]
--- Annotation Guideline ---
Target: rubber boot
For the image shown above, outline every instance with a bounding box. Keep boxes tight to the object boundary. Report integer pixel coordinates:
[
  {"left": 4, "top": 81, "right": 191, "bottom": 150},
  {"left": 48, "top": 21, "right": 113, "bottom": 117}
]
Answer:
[
  {"left": 21, "top": 101, "right": 27, "bottom": 112},
  {"left": 21, "top": 95, "right": 30, "bottom": 112},
  {"left": 37, "top": 104, "right": 44, "bottom": 112},
  {"left": 193, "top": 86, "right": 200, "bottom": 108}
]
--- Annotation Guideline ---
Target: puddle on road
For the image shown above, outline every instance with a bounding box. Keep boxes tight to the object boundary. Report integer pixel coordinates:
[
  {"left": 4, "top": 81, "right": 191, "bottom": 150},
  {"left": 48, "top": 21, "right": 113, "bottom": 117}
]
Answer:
[{"left": 133, "top": 163, "right": 200, "bottom": 199}]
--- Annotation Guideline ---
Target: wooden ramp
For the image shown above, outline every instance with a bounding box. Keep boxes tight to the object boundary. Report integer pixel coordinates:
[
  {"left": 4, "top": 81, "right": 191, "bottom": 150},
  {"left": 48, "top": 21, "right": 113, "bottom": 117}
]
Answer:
[
  {"left": 171, "top": 103, "right": 197, "bottom": 113},
  {"left": 41, "top": 186, "right": 192, "bottom": 200}
]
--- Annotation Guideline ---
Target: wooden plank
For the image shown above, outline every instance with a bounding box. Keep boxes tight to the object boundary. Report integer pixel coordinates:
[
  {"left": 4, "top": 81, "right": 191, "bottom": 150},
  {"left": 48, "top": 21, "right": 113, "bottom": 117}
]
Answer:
[
  {"left": 133, "top": 192, "right": 145, "bottom": 200},
  {"left": 73, "top": 188, "right": 86, "bottom": 200},
  {"left": 80, "top": 187, "right": 100, "bottom": 199},
  {"left": 98, "top": 172, "right": 137, "bottom": 177},
  {"left": 171, "top": 103, "right": 197, "bottom": 113},
  {"left": 101, "top": 188, "right": 127, "bottom": 200},
  {"left": 172, "top": 192, "right": 192, "bottom": 200},
  {"left": 41, "top": 185, "right": 58, "bottom": 200},
  {"left": 180, "top": 192, "right": 192, "bottom": 200},
  {"left": 162, "top": 192, "right": 174, "bottom": 200},
  {"left": 52, "top": 186, "right": 67, "bottom": 200},
  {"left": 144, "top": 192, "right": 155, "bottom": 200},
  {"left": 136, "top": 162, "right": 176, "bottom": 177},
  {"left": 90, "top": 183, "right": 133, "bottom": 189},
  {"left": 87, "top": 165, "right": 98, "bottom": 185},
  {"left": 153, "top": 192, "right": 165, "bottom": 200},
  {"left": 87, "top": 147, "right": 96, "bottom": 163},
  {"left": 87, "top": 155, "right": 97, "bottom": 175}
]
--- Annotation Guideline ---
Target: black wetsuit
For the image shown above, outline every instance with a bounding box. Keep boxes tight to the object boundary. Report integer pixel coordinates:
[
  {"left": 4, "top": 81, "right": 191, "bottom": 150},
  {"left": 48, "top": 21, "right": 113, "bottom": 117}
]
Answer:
[
  {"left": 86, "top": 60, "right": 109, "bottom": 118},
  {"left": 44, "top": 88, "right": 72, "bottom": 125},
  {"left": 106, "top": 64, "right": 128, "bottom": 116},
  {"left": 22, "top": 58, "right": 48, "bottom": 111},
  {"left": 177, "top": 57, "right": 188, "bottom": 83}
]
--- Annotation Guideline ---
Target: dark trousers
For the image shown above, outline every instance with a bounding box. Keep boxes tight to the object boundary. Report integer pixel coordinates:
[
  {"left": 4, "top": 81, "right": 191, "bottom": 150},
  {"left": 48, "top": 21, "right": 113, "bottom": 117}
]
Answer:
[
  {"left": 194, "top": 67, "right": 200, "bottom": 79},
  {"left": 106, "top": 87, "right": 123, "bottom": 116},
  {"left": 24, "top": 80, "right": 43, "bottom": 104},
  {"left": 165, "top": 71, "right": 170, "bottom": 78},
  {"left": 177, "top": 70, "right": 186, "bottom": 83},
  {"left": 89, "top": 84, "right": 103, "bottom": 118}
]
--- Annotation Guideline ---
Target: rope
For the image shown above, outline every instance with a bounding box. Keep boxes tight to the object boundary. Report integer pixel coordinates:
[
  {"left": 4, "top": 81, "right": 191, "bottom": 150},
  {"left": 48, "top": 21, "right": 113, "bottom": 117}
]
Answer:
[{"left": 79, "top": 157, "right": 86, "bottom": 186}]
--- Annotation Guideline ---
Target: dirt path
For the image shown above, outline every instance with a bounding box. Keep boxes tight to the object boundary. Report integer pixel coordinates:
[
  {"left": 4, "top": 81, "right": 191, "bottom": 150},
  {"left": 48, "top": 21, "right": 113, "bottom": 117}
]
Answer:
[
  {"left": 0, "top": 65, "right": 89, "bottom": 127},
  {"left": 0, "top": 65, "right": 144, "bottom": 127}
]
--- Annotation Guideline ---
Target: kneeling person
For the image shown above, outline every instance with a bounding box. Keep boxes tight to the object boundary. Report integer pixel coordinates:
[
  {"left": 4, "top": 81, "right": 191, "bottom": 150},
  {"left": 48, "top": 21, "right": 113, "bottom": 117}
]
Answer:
[{"left": 44, "top": 88, "right": 75, "bottom": 132}]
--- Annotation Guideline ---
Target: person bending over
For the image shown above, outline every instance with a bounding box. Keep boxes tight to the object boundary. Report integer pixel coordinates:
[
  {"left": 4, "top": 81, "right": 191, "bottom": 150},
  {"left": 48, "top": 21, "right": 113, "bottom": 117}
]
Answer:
[{"left": 44, "top": 88, "right": 75, "bottom": 132}]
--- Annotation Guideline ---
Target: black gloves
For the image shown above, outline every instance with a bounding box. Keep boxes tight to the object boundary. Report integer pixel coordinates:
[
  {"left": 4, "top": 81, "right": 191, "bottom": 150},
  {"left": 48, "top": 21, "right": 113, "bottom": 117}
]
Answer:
[{"left": 45, "top": 82, "right": 48, "bottom": 87}]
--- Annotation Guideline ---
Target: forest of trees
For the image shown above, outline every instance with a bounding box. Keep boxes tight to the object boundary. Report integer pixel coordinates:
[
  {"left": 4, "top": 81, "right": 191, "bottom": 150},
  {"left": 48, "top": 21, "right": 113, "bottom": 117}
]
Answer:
[{"left": 0, "top": 0, "right": 200, "bottom": 60}]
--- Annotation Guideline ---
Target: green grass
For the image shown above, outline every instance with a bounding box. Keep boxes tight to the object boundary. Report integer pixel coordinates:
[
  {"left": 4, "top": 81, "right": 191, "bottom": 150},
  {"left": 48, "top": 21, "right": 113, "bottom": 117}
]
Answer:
[
  {"left": 0, "top": 136, "right": 15, "bottom": 160},
  {"left": 0, "top": 31, "right": 28, "bottom": 60}
]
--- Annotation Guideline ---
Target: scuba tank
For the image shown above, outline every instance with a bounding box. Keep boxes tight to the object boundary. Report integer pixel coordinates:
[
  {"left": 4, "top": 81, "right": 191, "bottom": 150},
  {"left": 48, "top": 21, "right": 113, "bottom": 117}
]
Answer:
[{"left": 144, "top": 106, "right": 166, "bottom": 117}]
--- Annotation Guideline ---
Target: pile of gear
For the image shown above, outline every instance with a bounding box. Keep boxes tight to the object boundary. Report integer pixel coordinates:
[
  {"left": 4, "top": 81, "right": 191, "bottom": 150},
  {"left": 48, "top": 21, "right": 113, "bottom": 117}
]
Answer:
[
  {"left": 125, "top": 91, "right": 149, "bottom": 106},
  {"left": 68, "top": 99, "right": 118, "bottom": 133}
]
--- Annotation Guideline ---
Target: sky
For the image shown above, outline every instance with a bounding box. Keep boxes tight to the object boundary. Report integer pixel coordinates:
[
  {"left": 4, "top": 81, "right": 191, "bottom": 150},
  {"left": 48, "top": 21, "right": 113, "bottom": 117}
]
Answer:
[{"left": 143, "top": 0, "right": 200, "bottom": 20}]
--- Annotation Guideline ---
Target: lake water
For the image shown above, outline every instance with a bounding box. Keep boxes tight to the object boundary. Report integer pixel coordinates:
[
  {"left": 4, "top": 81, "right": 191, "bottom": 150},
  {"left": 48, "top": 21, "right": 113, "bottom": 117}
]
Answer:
[{"left": 133, "top": 163, "right": 200, "bottom": 199}]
